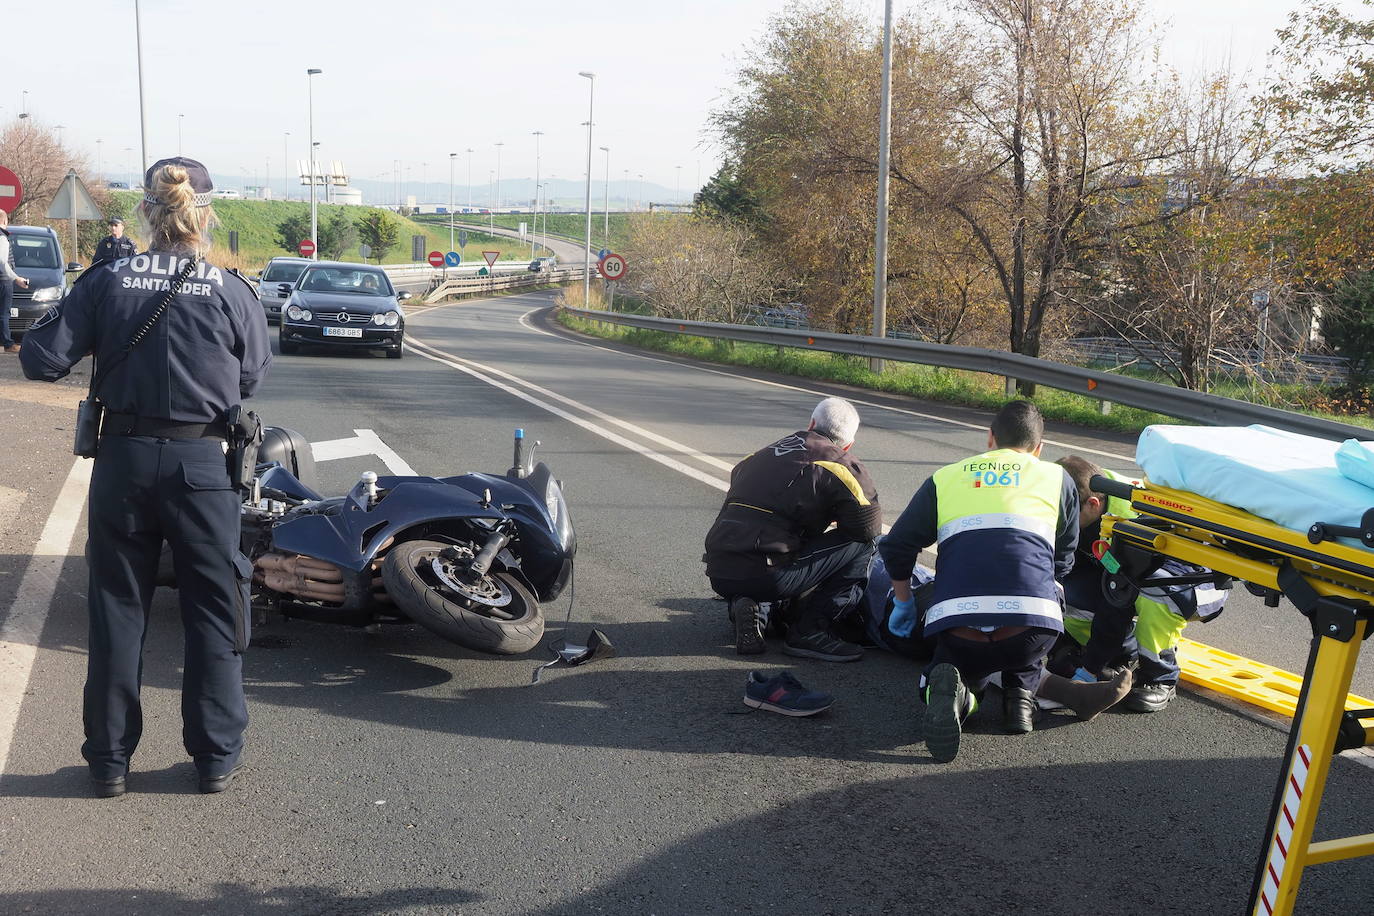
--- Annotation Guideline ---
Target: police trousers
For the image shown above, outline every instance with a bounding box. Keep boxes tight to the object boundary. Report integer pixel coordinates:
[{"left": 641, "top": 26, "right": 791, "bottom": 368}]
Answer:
[{"left": 83, "top": 435, "right": 251, "bottom": 780}]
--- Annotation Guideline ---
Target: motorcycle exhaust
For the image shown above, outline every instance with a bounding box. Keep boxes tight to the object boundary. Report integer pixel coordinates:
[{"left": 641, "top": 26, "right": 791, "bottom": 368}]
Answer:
[{"left": 254, "top": 552, "right": 347, "bottom": 602}]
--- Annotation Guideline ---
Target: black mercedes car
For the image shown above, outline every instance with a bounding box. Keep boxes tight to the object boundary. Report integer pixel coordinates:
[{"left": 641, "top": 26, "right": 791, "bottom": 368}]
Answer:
[
  {"left": 6, "top": 226, "right": 82, "bottom": 338},
  {"left": 277, "top": 261, "right": 409, "bottom": 358}
]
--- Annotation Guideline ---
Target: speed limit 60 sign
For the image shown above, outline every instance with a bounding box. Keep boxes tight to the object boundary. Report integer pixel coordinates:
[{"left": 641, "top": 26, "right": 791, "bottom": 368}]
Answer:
[{"left": 598, "top": 252, "right": 627, "bottom": 281}]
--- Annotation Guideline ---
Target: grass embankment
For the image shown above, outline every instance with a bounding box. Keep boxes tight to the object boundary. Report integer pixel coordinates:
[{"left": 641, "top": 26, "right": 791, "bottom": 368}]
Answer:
[
  {"left": 109, "top": 193, "right": 529, "bottom": 272},
  {"left": 414, "top": 212, "right": 633, "bottom": 252},
  {"left": 556, "top": 305, "right": 1374, "bottom": 435}
]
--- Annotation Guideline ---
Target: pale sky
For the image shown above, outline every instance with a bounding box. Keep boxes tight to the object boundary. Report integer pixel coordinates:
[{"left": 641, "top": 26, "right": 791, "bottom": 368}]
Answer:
[{"left": 5, "top": 1, "right": 1364, "bottom": 203}]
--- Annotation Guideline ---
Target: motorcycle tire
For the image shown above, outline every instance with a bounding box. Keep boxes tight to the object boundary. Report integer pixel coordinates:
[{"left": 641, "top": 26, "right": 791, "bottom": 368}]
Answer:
[{"left": 382, "top": 539, "right": 544, "bottom": 655}]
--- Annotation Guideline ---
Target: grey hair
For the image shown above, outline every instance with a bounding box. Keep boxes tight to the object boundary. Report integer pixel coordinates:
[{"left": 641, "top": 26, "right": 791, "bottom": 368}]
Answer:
[{"left": 810, "top": 397, "right": 860, "bottom": 447}]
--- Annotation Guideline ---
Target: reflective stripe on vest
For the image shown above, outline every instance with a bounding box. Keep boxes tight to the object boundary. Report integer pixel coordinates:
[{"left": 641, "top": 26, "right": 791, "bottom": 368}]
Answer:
[
  {"left": 937, "top": 512, "right": 1055, "bottom": 546},
  {"left": 927, "top": 595, "right": 1063, "bottom": 628}
]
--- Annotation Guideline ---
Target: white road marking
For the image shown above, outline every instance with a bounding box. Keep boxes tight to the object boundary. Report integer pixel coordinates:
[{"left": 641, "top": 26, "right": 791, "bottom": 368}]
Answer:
[
  {"left": 311, "top": 429, "right": 417, "bottom": 476},
  {"left": 0, "top": 458, "right": 93, "bottom": 777},
  {"left": 513, "top": 305, "right": 1137, "bottom": 465},
  {"left": 405, "top": 337, "right": 730, "bottom": 492}
]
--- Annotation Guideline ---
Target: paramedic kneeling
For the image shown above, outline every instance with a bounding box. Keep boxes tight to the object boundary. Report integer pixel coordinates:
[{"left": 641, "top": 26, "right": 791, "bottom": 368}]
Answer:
[
  {"left": 1055, "top": 455, "right": 1229, "bottom": 712},
  {"left": 879, "top": 400, "right": 1078, "bottom": 762}
]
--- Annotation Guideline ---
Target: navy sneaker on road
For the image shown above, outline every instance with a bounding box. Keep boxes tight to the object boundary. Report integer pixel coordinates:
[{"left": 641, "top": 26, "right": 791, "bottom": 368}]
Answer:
[
  {"left": 730, "top": 597, "right": 766, "bottom": 655},
  {"left": 782, "top": 628, "right": 863, "bottom": 663},
  {"left": 923, "top": 663, "right": 976, "bottom": 763},
  {"left": 744, "top": 670, "right": 835, "bottom": 717}
]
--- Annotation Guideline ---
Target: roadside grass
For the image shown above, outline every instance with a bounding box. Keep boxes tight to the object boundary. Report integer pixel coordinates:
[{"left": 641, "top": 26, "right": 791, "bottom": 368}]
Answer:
[
  {"left": 556, "top": 309, "right": 1374, "bottom": 435},
  {"left": 108, "top": 193, "right": 529, "bottom": 272}
]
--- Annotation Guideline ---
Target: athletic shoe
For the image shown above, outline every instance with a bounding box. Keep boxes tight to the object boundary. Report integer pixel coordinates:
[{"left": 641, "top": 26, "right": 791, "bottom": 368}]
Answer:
[
  {"left": 743, "top": 670, "right": 834, "bottom": 717},
  {"left": 1124, "top": 681, "right": 1176, "bottom": 713},
  {"left": 782, "top": 628, "right": 863, "bottom": 663},
  {"left": 730, "top": 597, "right": 766, "bottom": 656},
  {"left": 923, "top": 663, "right": 975, "bottom": 762}
]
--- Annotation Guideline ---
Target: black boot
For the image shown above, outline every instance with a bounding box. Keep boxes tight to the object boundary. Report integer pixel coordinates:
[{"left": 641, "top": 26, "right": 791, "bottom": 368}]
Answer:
[{"left": 1003, "top": 687, "right": 1036, "bottom": 735}]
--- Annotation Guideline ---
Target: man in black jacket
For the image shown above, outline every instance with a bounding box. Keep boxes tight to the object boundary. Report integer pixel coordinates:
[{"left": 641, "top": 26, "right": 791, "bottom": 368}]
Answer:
[{"left": 705, "top": 397, "right": 882, "bottom": 662}]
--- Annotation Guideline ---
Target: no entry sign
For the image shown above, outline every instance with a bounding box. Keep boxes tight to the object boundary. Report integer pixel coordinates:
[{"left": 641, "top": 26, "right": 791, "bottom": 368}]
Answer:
[
  {"left": 298, "top": 238, "right": 316, "bottom": 258},
  {"left": 0, "top": 165, "right": 22, "bottom": 214},
  {"left": 428, "top": 250, "right": 445, "bottom": 268}
]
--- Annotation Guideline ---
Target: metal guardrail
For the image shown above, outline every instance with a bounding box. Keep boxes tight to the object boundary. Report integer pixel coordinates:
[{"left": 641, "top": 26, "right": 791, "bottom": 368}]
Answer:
[
  {"left": 424, "top": 268, "right": 585, "bottom": 304},
  {"left": 561, "top": 306, "right": 1374, "bottom": 442},
  {"left": 1057, "top": 337, "right": 1349, "bottom": 385}
]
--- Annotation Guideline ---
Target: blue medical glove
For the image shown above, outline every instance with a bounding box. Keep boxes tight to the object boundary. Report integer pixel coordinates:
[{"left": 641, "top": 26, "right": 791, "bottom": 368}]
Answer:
[
  {"left": 1071, "top": 667, "right": 1098, "bottom": 683},
  {"left": 889, "top": 596, "right": 919, "bottom": 638}
]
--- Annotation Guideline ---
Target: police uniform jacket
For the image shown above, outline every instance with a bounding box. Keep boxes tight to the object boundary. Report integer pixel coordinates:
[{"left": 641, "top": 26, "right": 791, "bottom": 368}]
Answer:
[
  {"left": 94, "top": 234, "right": 138, "bottom": 263},
  {"left": 880, "top": 449, "right": 1078, "bottom": 636},
  {"left": 704, "top": 429, "right": 882, "bottom": 579},
  {"left": 20, "top": 249, "right": 271, "bottom": 422}
]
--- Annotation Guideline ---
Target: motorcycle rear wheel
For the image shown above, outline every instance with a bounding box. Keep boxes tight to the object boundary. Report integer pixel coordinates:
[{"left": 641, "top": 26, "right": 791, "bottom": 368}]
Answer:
[{"left": 382, "top": 539, "right": 544, "bottom": 655}]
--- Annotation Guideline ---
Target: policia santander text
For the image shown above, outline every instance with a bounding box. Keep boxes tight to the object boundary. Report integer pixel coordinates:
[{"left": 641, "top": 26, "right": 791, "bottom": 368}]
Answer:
[{"left": 21, "top": 244, "right": 271, "bottom": 795}]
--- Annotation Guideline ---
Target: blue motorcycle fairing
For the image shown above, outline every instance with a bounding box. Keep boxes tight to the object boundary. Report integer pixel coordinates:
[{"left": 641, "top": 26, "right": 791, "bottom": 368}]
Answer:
[{"left": 270, "top": 477, "right": 507, "bottom": 573}]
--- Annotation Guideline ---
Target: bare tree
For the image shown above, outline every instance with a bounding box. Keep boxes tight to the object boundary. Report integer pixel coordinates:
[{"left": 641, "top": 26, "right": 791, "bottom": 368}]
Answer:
[{"left": 0, "top": 118, "right": 118, "bottom": 260}]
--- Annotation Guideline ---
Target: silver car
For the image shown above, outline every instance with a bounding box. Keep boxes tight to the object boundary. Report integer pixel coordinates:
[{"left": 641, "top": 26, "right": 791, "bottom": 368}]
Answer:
[{"left": 256, "top": 257, "right": 313, "bottom": 322}]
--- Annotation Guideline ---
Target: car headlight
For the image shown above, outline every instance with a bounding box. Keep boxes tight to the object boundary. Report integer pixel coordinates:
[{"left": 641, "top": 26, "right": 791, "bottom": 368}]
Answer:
[
  {"left": 31, "top": 286, "right": 61, "bottom": 303},
  {"left": 384, "top": 310, "right": 400, "bottom": 327},
  {"left": 300, "top": 309, "right": 313, "bottom": 321},
  {"left": 372, "top": 312, "right": 386, "bottom": 326},
  {"left": 286, "top": 304, "right": 303, "bottom": 321}
]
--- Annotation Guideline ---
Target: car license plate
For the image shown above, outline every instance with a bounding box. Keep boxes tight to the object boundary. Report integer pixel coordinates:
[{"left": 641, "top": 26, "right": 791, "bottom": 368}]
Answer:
[{"left": 323, "top": 326, "right": 363, "bottom": 338}]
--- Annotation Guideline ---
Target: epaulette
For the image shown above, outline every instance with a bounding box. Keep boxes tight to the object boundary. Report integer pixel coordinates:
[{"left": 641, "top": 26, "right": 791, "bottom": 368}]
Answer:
[{"left": 225, "top": 267, "right": 258, "bottom": 292}]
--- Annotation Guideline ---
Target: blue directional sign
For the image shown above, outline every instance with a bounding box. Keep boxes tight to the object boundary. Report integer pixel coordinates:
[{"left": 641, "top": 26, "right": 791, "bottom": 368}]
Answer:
[
  {"left": 459, "top": 230, "right": 468, "bottom": 249},
  {"left": 598, "top": 248, "right": 611, "bottom": 260},
  {"left": 445, "top": 251, "right": 461, "bottom": 267}
]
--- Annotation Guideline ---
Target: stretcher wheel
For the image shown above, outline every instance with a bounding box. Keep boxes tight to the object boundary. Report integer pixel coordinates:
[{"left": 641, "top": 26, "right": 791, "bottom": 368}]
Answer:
[{"left": 1102, "top": 570, "right": 1138, "bottom": 609}]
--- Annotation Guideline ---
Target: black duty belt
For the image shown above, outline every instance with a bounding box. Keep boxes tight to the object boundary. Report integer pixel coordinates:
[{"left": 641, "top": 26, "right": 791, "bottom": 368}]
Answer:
[{"left": 102, "top": 412, "right": 226, "bottom": 440}]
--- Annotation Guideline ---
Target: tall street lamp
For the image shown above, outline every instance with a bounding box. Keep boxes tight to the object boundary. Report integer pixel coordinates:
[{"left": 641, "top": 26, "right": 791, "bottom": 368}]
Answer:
[
  {"left": 599, "top": 146, "right": 610, "bottom": 244},
  {"left": 96, "top": 139, "right": 103, "bottom": 182},
  {"left": 55, "top": 124, "right": 65, "bottom": 146},
  {"left": 449, "top": 152, "right": 457, "bottom": 252},
  {"left": 133, "top": 1, "right": 148, "bottom": 173},
  {"left": 871, "top": 0, "right": 894, "bottom": 372},
  {"left": 307, "top": 68, "right": 322, "bottom": 257},
  {"left": 494, "top": 141, "right": 504, "bottom": 211},
  {"left": 532, "top": 130, "right": 543, "bottom": 257},
  {"left": 638, "top": 173, "right": 644, "bottom": 212},
  {"left": 465, "top": 148, "right": 474, "bottom": 213},
  {"left": 579, "top": 70, "right": 595, "bottom": 307},
  {"left": 177, "top": 113, "right": 184, "bottom": 155},
  {"left": 675, "top": 164, "right": 682, "bottom": 203},
  {"left": 283, "top": 131, "right": 290, "bottom": 201}
]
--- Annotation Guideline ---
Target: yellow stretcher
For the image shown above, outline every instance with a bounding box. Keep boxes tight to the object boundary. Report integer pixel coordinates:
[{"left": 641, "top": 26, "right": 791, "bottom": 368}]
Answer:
[{"left": 1090, "top": 475, "right": 1374, "bottom": 916}]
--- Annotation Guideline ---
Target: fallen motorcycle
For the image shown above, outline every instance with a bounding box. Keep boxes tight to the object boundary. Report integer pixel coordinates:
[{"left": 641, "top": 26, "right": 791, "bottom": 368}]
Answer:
[{"left": 235, "top": 426, "right": 575, "bottom": 655}]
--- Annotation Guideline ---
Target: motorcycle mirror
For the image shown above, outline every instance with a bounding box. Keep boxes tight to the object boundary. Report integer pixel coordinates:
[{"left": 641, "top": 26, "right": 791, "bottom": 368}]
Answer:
[
  {"left": 529, "top": 628, "right": 616, "bottom": 684},
  {"left": 480, "top": 487, "right": 492, "bottom": 509}
]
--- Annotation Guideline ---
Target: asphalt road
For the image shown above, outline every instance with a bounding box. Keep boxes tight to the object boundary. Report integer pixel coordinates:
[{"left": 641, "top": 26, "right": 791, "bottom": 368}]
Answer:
[{"left": 1, "top": 291, "right": 1370, "bottom": 914}]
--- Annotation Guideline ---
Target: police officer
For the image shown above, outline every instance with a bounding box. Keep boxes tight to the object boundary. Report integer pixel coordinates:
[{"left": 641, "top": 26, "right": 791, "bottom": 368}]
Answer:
[
  {"left": 93, "top": 217, "right": 138, "bottom": 263},
  {"left": 21, "top": 157, "right": 270, "bottom": 797},
  {"left": 879, "top": 400, "right": 1079, "bottom": 762}
]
